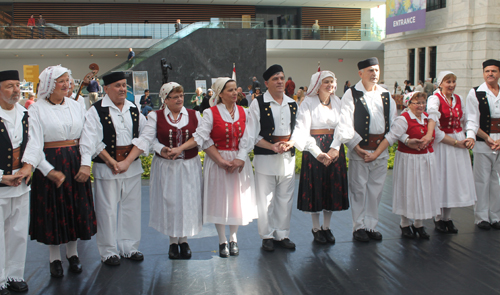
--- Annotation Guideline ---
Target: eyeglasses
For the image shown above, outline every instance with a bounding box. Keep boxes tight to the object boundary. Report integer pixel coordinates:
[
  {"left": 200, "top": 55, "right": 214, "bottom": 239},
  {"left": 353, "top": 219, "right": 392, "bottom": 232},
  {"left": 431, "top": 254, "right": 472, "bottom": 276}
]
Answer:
[
  {"left": 168, "top": 94, "right": 184, "bottom": 100},
  {"left": 411, "top": 102, "right": 426, "bottom": 106}
]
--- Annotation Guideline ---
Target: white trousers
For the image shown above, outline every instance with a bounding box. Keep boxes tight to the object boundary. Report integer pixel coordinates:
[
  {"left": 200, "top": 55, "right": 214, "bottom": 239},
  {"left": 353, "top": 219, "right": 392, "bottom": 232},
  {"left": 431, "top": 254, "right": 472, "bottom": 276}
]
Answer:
[
  {"left": 348, "top": 159, "right": 388, "bottom": 231},
  {"left": 94, "top": 176, "right": 142, "bottom": 260},
  {"left": 473, "top": 152, "right": 500, "bottom": 224},
  {"left": 254, "top": 172, "right": 295, "bottom": 240},
  {"left": 0, "top": 193, "right": 29, "bottom": 287}
]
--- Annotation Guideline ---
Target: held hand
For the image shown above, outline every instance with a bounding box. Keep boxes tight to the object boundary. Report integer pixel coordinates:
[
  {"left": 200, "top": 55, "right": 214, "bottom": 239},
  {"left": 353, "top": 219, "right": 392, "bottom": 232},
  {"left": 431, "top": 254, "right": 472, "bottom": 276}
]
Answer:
[
  {"left": 280, "top": 141, "right": 295, "bottom": 153},
  {"left": 166, "top": 147, "right": 183, "bottom": 160},
  {"left": 47, "top": 170, "right": 66, "bottom": 188},
  {"left": 464, "top": 138, "right": 475, "bottom": 149},
  {"left": 354, "top": 145, "right": 370, "bottom": 158},
  {"left": 105, "top": 158, "right": 120, "bottom": 175},
  {"left": 15, "top": 164, "right": 33, "bottom": 185},
  {"left": 217, "top": 158, "right": 233, "bottom": 172},
  {"left": 116, "top": 160, "right": 131, "bottom": 174},
  {"left": 0, "top": 174, "right": 23, "bottom": 187},
  {"left": 271, "top": 142, "right": 284, "bottom": 154},
  {"left": 407, "top": 138, "right": 424, "bottom": 151},
  {"left": 327, "top": 148, "right": 339, "bottom": 163},
  {"left": 364, "top": 153, "right": 379, "bottom": 163},
  {"left": 74, "top": 165, "right": 91, "bottom": 183},
  {"left": 455, "top": 140, "right": 468, "bottom": 149},
  {"left": 160, "top": 147, "right": 172, "bottom": 159},
  {"left": 228, "top": 159, "right": 245, "bottom": 173},
  {"left": 493, "top": 139, "right": 500, "bottom": 151},
  {"left": 420, "top": 134, "right": 433, "bottom": 149},
  {"left": 317, "top": 153, "right": 333, "bottom": 167}
]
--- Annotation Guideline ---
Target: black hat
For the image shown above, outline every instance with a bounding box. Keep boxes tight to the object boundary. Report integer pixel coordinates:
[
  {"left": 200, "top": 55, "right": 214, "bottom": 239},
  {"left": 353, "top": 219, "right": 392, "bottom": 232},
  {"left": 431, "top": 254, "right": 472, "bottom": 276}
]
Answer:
[
  {"left": 357, "top": 57, "right": 379, "bottom": 70},
  {"left": 263, "top": 64, "right": 284, "bottom": 81},
  {"left": 103, "top": 72, "right": 126, "bottom": 86},
  {"left": 0, "top": 70, "right": 19, "bottom": 82},
  {"left": 483, "top": 59, "right": 500, "bottom": 69}
]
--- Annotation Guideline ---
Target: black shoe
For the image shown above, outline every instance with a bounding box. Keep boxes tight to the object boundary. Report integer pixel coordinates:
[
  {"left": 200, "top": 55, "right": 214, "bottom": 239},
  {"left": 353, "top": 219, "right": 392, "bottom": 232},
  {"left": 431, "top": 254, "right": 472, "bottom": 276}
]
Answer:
[
  {"left": 168, "top": 244, "right": 180, "bottom": 259},
  {"left": 276, "top": 238, "right": 296, "bottom": 249},
  {"left": 434, "top": 219, "right": 447, "bottom": 233},
  {"left": 366, "top": 230, "right": 383, "bottom": 240},
  {"left": 400, "top": 226, "right": 415, "bottom": 239},
  {"left": 229, "top": 242, "right": 239, "bottom": 256},
  {"left": 261, "top": 239, "right": 274, "bottom": 252},
  {"left": 412, "top": 225, "right": 430, "bottom": 239},
  {"left": 124, "top": 252, "right": 144, "bottom": 261},
  {"left": 103, "top": 255, "right": 121, "bottom": 266},
  {"left": 321, "top": 227, "right": 335, "bottom": 244},
  {"left": 66, "top": 255, "right": 82, "bottom": 273},
  {"left": 50, "top": 260, "right": 64, "bottom": 278},
  {"left": 312, "top": 229, "right": 326, "bottom": 244},
  {"left": 353, "top": 229, "right": 369, "bottom": 242},
  {"left": 179, "top": 243, "right": 192, "bottom": 259},
  {"left": 0, "top": 288, "right": 9, "bottom": 295},
  {"left": 219, "top": 243, "right": 229, "bottom": 258},
  {"left": 7, "top": 280, "right": 28, "bottom": 292},
  {"left": 491, "top": 222, "right": 500, "bottom": 230},
  {"left": 445, "top": 220, "right": 458, "bottom": 233},
  {"left": 477, "top": 221, "right": 491, "bottom": 230}
]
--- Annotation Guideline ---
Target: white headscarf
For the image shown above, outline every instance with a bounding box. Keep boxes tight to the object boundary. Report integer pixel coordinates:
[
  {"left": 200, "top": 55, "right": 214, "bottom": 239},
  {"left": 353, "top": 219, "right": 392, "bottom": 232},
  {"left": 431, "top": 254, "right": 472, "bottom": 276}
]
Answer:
[
  {"left": 209, "top": 77, "right": 233, "bottom": 107},
  {"left": 159, "top": 82, "right": 181, "bottom": 108},
  {"left": 38, "top": 65, "right": 71, "bottom": 100},
  {"left": 436, "top": 71, "right": 454, "bottom": 87},
  {"left": 306, "top": 70, "right": 337, "bottom": 97}
]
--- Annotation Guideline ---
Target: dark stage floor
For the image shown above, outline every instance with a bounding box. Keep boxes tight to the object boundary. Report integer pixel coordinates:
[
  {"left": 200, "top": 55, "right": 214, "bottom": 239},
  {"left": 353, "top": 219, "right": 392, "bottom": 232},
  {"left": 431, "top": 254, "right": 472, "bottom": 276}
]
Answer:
[{"left": 22, "top": 171, "right": 500, "bottom": 295}]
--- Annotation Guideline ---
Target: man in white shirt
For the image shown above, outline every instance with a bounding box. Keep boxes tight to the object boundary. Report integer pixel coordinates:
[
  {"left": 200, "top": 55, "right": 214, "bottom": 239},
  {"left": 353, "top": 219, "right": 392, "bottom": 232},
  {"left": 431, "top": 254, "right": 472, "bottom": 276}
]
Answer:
[
  {"left": 334, "top": 57, "right": 397, "bottom": 242},
  {"left": 465, "top": 59, "right": 500, "bottom": 230},
  {"left": 79, "top": 72, "right": 147, "bottom": 266}
]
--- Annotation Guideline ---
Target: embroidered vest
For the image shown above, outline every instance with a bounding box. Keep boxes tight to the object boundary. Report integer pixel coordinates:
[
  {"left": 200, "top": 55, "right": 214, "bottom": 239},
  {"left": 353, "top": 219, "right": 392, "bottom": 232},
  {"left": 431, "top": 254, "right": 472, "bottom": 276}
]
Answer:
[
  {"left": 0, "top": 112, "right": 29, "bottom": 187},
  {"left": 210, "top": 105, "right": 246, "bottom": 151},
  {"left": 474, "top": 87, "right": 492, "bottom": 142},
  {"left": 397, "top": 112, "right": 435, "bottom": 154},
  {"left": 156, "top": 109, "right": 198, "bottom": 159},
  {"left": 436, "top": 92, "right": 462, "bottom": 133}
]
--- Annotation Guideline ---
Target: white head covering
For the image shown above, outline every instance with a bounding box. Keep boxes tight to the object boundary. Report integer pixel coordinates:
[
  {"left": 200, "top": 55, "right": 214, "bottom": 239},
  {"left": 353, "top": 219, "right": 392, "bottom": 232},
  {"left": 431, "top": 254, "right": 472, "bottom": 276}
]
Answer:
[
  {"left": 436, "top": 71, "right": 454, "bottom": 87},
  {"left": 38, "top": 65, "right": 71, "bottom": 100},
  {"left": 306, "top": 70, "right": 337, "bottom": 97},
  {"left": 209, "top": 77, "right": 233, "bottom": 107},
  {"left": 403, "top": 91, "right": 423, "bottom": 107},
  {"left": 159, "top": 82, "right": 181, "bottom": 108}
]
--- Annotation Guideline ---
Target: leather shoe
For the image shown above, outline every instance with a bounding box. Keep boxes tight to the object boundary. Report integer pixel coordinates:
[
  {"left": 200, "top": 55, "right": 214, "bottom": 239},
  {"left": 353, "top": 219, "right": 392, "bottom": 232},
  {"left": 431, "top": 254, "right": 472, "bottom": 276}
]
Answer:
[
  {"left": 366, "top": 230, "right": 382, "bottom": 240},
  {"left": 50, "top": 260, "right": 64, "bottom": 278},
  {"left": 66, "top": 255, "right": 82, "bottom": 273},
  {"left": 434, "top": 219, "right": 447, "bottom": 233},
  {"left": 125, "top": 252, "right": 144, "bottom": 261},
  {"left": 353, "top": 229, "right": 369, "bottom": 242},
  {"left": 261, "top": 239, "right": 274, "bottom": 252},
  {"left": 321, "top": 227, "right": 335, "bottom": 244},
  {"left": 168, "top": 244, "right": 180, "bottom": 259},
  {"left": 103, "top": 255, "right": 121, "bottom": 266},
  {"left": 7, "top": 280, "right": 28, "bottom": 292},
  {"left": 0, "top": 288, "right": 9, "bottom": 295},
  {"left": 277, "top": 238, "right": 296, "bottom": 249},
  {"left": 229, "top": 242, "right": 239, "bottom": 256},
  {"left": 219, "top": 243, "right": 229, "bottom": 258},
  {"left": 312, "top": 229, "right": 326, "bottom": 244},
  {"left": 477, "top": 221, "right": 491, "bottom": 230},
  {"left": 445, "top": 220, "right": 458, "bottom": 233},
  {"left": 179, "top": 243, "right": 192, "bottom": 259},
  {"left": 491, "top": 222, "right": 500, "bottom": 230},
  {"left": 400, "top": 226, "right": 415, "bottom": 239},
  {"left": 412, "top": 225, "right": 430, "bottom": 239}
]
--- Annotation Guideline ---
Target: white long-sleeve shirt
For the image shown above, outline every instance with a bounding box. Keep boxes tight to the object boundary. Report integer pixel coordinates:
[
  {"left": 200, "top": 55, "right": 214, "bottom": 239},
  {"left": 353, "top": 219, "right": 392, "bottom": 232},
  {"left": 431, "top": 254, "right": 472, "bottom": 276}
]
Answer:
[
  {"left": 427, "top": 89, "right": 466, "bottom": 130},
  {"left": 385, "top": 110, "right": 445, "bottom": 146}
]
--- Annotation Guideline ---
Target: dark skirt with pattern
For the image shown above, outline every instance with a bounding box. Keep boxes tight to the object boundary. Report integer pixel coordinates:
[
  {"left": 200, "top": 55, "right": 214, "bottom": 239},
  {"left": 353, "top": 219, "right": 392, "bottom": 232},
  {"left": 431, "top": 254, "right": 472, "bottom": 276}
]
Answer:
[
  {"left": 30, "top": 145, "right": 97, "bottom": 245},
  {"left": 297, "top": 134, "right": 349, "bottom": 212}
]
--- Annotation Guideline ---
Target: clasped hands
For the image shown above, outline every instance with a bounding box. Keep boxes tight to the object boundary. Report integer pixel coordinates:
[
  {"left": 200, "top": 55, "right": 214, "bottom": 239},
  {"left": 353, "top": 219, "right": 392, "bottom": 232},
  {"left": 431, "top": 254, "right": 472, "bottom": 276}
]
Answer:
[
  {"left": 161, "top": 146, "right": 183, "bottom": 160},
  {"left": 317, "top": 149, "right": 339, "bottom": 167}
]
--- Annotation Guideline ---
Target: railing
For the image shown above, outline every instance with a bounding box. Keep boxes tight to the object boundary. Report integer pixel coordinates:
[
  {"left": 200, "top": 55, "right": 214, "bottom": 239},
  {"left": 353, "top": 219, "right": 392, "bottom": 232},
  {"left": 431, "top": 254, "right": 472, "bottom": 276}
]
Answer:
[{"left": 264, "top": 25, "right": 385, "bottom": 42}]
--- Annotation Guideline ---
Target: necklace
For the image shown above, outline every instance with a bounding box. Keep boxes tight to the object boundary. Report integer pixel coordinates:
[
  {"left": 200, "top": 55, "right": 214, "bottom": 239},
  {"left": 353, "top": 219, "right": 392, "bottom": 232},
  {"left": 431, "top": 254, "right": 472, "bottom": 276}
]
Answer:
[
  {"left": 319, "top": 96, "right": 330, "bottom": 106},
  {"left": 229, "top": 105, "right": 235, "bottom": 119},
  {"left": 47, "top": 97, "right": 65, "bottom": 105},
  {"left": 168, "top": 113, "right": 182, "bottom": 124}
]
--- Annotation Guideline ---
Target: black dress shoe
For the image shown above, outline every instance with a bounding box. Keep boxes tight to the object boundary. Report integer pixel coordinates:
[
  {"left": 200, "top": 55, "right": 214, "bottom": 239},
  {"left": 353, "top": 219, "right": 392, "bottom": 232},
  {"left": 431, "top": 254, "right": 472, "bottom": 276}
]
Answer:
[
  {"left": 277, "top": 238, "right": 296, "bottom": 249},
  {"left": 229, "top": 242, "right": 239, "bottom": 256},
  {"left": 66, "top": 255, "right": 82, "bottom": 273},
  {"left": 491, "top": 222, "right": 500, "bottom": 229},
  {"left": 353, "top": 229, "right": 369, "bottom": 242},
  {"left": 434, "top": 219, "right": 447, "bottom": 233},
  {"left": 168, "top": 244, "right": 180, "bottom": 259},
  {"left": 477, "top": 221, "right": 491, "bottom": 230},
  {"left": 312, "top": 229, "right": 327, "bottom": 244},
  {"left": 0, "top": 288, "right": 10, "bottom": 295},
  {"left": 219, "top": 243, "right": 229, "bottom": 258},
  {"left": 400, "top": 226, "right": 415, "bottom": 239},
  {"left": 179, "top": 243, "right": 192, "bottom": 259},
  {"left": 321, "top": 227, "right": 335, "bottom": 244},
  {"left": 125, "top": 252, "right": 144, "bottom": 261},
  {"left": 261, "top": 239, "right": 274, "bottom": 252},
  {"left": 7, "top": 280, "right": 28, "bottom": 292},
  {"left": 445, "top": 220, "right": 458, "bottom": 233},
  {"left": 103, "top": 255, "right": 121, "bottom": 266},
  {"left": 50, "top": 260, "right": 64, "bottom": 278},
  {"left": 412, "top": 225, "right": 430, "bottom": 239},
  {"left": 366, "top": 230, "right": 382, "bottom": 240}
]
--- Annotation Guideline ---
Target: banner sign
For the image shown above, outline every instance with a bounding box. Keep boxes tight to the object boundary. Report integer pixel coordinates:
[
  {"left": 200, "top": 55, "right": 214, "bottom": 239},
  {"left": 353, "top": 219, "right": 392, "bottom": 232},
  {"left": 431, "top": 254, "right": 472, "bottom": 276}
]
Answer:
[{"left": 386, "top": 0, "right": 426, "bottom": 34}]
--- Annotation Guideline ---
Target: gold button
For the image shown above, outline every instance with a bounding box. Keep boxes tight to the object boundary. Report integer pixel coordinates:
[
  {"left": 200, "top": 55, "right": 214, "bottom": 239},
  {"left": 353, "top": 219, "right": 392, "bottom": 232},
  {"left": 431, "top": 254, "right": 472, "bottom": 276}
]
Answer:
[
  {"left": 111, "top": 145, "right": 115, "bottom": 148},
  {"left": 366, "top": 116, "right": 369, "bottom": 119},
  {"left": 108, "top": 121, "right": 111, "bottom": 124},
  {"left": 8, "top": 148, "right": 11, "bottom": 151},
  {"left": 7, "top": 155, "right": 11, "bottom": 159},
  {"left": 112, "top": 134, "right": 115, "bottom": 137},
  {"left": 0, "top": 129, "right": 3, "bottom": 132},
  {"left": 267, "top": 113, "right": 270, "bottom": 116},
  {"left": 7, "top": 164, "right": 10, "bottom": 167}
]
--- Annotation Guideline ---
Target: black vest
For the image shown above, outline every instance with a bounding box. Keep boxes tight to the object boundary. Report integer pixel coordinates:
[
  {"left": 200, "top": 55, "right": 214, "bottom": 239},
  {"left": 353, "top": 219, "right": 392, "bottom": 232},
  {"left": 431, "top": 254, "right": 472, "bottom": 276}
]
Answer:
[
  {"left": 351, "top": 86, "right": 390, "bottom": 147},
  {"left": 253, "top": 95, "right": 297, "bottom": 156},
  {"left": 92, "top": 100, "right": 139, "bottom": 163},
  {"left": 474, "top": 87, "right": 491, "bottom": 142},
  {"left": 0, "top": 111, "right": 29, "bottom": 187}
]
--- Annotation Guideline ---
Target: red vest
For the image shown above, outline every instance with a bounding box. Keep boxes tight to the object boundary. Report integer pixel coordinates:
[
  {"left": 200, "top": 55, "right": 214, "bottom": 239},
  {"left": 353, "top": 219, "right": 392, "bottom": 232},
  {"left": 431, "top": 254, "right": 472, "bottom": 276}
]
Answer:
[
  {"left": 156, "top": 108, "right": 198, "bottom": 160},
  {"left": 398, "top": 111, "right": 435, "bottom": 154},
  {"left": 436, "top": 92, "right": 462, "bottom": 133},
  {"left": 210, "top": 105, "right": 246, "bottom": 151}
]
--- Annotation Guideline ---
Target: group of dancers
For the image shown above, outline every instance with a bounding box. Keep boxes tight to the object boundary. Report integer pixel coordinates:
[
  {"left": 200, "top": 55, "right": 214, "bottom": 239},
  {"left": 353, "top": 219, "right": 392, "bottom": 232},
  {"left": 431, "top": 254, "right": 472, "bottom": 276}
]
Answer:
[{"left": 0, "top": 57, "right": 499, "bottom": 294}]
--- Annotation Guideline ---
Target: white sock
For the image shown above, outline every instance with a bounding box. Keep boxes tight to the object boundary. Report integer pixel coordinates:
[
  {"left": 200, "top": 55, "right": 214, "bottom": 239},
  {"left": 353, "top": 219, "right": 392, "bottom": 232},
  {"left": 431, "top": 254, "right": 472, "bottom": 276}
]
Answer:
[
  {"left": 169, "top": 236, "right": 178, "bottom": 245},
  {"left": 66, "top": 241, "right": 78, "bottom": 258},
  {"left": 311, "top": 213, "right": 321, "bottom": 231},
  {"left": 49, "top": 245, "right": 61, "bottom": 262},
  {"left": 441, "top": 208, "right": 452, "bottom": 221},
  {"left": 414, "top": 219, "right": 423, "bottom": 228},
  {"left": 229, "top": 225, "right": 238, "bottom": 242},
  {"left": 400, "top": 215, "right": 411, "bottom": 227},
  {"left": 178, "top": 237, "right": 188, "bottom": 244},
  {"left": 215, "top": 224, "right": 227, "bottom": 244},
  {"left": 323, "top": 210, "right": 333, "bottom": 230}
]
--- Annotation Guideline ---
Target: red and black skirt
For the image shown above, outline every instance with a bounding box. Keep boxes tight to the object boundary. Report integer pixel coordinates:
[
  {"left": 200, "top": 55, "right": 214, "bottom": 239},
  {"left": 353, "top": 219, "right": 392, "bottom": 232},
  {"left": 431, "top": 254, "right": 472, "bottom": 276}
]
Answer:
[
  {"left": 297, "top": 134, "right": 349, "bottom": 212},
  {"left": 30, "top": 145, "right": 97, "bottom": 245}
]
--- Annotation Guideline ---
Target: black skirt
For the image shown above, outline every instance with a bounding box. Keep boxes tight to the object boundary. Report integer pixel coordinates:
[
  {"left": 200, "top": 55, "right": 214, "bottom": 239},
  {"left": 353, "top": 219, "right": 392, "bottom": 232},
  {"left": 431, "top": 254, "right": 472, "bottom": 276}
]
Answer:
[
  {"left": 297, "top": 134, "right": 349, "bottom": 212},
  {"left": 30, "top": 145, "right": 97, "bottom": 245}
]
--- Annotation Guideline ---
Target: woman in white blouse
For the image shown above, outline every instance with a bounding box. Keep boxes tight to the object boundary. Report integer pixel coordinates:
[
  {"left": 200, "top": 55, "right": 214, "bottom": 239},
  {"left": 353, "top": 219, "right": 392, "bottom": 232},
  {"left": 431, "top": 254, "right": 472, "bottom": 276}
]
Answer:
[
  {"left": 126, "top": 82, "right": 202, "bottom": 260},
  {"left": 193, "top": 77, "right": 257, "bottom": 258},
  {"left": 291, "top": 71, "right": 348, "bottom": 244},
  {"left": 22, "top": 65, "right": 96, "bottom": 277}
]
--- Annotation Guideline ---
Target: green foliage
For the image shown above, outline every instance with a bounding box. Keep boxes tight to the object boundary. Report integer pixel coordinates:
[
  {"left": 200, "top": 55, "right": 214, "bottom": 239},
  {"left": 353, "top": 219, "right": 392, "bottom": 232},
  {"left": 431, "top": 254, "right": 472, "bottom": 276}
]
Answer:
[
  {"left": 295, "top": 149, "right": 302, "bottom": 174},
  {"left": 140, "top": 154, "right": 153, "bottom": 179}
]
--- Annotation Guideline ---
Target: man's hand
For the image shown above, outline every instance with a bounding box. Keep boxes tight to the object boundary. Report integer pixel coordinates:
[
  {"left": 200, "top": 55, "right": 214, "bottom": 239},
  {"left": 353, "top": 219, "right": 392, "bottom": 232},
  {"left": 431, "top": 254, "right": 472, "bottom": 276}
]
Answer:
[
  {"left": 464, "top": 138, "right": 475, "bottom": 149},
  {"left": 364, "top": 153, "right": 379, "bottom": 163},
  {"left": 354, "top": 145, "right": 370, "bottom": 158},
  {"left": 105, "top": 158, "right": 120, "bottom": 175},
  {"left": 15, "top": 164, "right": 33, "bottom": 185},
  {"left": 271, "top": 142, "right": 284, "bottom": 154},
  {"left": 419, "top": 134, "right": 433, "bottom": 149},
  {"left": 280, "top": 141, "right": 295, "bottom": 153},
  {"left": 0, "top": 175, "right": 23, "bottom": 187},
  {"left": 228, "top": 159, "right": 245, "bottom": 173},
  {"left": 74, "top": 165, "right": 91, "bottom": 183},
  {"left": 47, "top": 170, "right": 66, "bottom": 188},
  {"left": 116, "top": 160, "right": 132, "bottom": 174}
]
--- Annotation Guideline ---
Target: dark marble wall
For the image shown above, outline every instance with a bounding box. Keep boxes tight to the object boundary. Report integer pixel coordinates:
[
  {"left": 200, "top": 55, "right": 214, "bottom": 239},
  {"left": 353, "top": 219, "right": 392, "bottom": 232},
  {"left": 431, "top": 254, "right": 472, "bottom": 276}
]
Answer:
[{"left": 133, "top": 28, "right": 267, "bottom": 99}]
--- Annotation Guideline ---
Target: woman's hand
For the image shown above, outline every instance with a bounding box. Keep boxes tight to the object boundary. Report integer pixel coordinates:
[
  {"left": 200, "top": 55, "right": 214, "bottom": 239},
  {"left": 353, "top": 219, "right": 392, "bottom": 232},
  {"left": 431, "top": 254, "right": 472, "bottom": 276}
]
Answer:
[
  {"left": 217, "top": 158, "right": 233, "bottom": 172},
  {"left": 14, "top": 164, "right": 33, "bottom": 185},
  {"left": 407, "top": 138, "right": 423, "bottom": 151},
  {"left": 317, "top": 153, "right": 332, "bottom": 167},
  {"left": 354, "top": 145, "right": 370, "bottom": 158},
  {"left": 74, "top": 165, "right": 91, "bottom": 183},
  {"left": 228, "top": 159, "right": 245, "bottom": 173},
  {"left": 326, "top": 148, "right": 339, "bottom": 163},
  {"left": 464, "top": 138, "right": 475, "bottom": 149},
  {"left": 47, "top": 170, "right": 66, "bottom": 188},
  {"left": 104, "top": 158, "right": 120, "bottom": 175},
  {"left": 166, "top": 147, "right": 183, "bottom": 160},
  {"left": 364, "top": 152, "right": 379, "bottom": 163}
]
